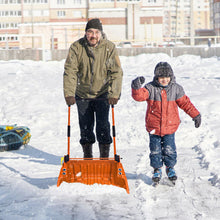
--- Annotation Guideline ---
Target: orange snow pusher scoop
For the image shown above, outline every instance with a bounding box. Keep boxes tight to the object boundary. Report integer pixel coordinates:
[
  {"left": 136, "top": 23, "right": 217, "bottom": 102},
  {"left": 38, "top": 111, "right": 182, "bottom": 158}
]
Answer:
[{"left": 57, "top": 105, "right": 129, "bottom": 194}]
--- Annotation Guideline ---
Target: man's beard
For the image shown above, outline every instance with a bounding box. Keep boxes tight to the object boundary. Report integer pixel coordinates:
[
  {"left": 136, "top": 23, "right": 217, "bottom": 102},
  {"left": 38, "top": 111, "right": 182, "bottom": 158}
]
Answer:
[{"left": 88, "top": 37, "right": 98, "bottom": 46}]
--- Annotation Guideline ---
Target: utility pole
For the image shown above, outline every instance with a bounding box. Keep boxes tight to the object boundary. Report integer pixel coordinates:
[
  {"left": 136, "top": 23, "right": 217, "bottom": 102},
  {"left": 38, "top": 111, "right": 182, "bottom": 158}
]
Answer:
[
  {"left": 65, "top": 28, "right": 67, "bottom": 50},
  {"left": 145, "top": 22, "right": 147, "bottom": 46},
  {"left": 31, "top": 1, "right": 34, "bottom": 48},
  {"left": 132, "top": 4, "right": 135, "bottom": 41},
  {"left": 190, "top": 0, "right": 195, "bottom": 46},
  {"left": 51, "top": 28, "right": 54, "bottom": 50},
  {"left": 175, "top": 0, "right": 178, "bottom": 42},
  {"left": 151, "top": 18, "right": 153, "bottom": 44},
  {"left": 86, "top": 0, "right": 89, "bottom": 20}
]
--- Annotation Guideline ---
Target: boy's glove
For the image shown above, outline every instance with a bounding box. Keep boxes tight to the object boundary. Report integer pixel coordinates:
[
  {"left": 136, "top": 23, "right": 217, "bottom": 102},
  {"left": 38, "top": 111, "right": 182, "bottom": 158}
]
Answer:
[
  {"left": 65, "top": 96, "right": 76, "bottom": 105},
  {"left": 193, "top": 114, "right": 201, "bottom": 128},
  {"left": 131, "top": 76, "right": 145, "bottom": 90}
]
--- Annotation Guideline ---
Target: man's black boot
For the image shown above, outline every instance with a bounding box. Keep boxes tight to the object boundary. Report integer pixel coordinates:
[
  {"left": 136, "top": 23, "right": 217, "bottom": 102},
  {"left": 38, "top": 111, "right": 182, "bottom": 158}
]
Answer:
[
  {"left": 82, "top": 144, "right": 93, "bottom": 159},
  {"left": 99, "top": 144, "right": 110, "bottom": 158}
]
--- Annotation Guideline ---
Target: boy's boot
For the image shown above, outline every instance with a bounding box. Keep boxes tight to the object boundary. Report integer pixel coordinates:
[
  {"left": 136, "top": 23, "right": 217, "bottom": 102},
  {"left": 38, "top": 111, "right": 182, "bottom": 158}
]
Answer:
[
  {"left": 166, "top": 167, "right": 177, "bottom": 181},
  {"left": 81, "top": 144, "right": 93, "bottom": 159},
  {"left": 152, "top": 168, "right": 162, "bottom": 182},
  {"left": 99, "top": 143, "right": 110, "bottom": 158}
]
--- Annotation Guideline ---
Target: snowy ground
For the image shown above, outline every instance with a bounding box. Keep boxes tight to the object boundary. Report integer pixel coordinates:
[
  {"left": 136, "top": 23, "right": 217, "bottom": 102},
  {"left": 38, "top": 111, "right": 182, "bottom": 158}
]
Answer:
[{"left": 0, "top": 53, "right": 220, "bottom": 220}]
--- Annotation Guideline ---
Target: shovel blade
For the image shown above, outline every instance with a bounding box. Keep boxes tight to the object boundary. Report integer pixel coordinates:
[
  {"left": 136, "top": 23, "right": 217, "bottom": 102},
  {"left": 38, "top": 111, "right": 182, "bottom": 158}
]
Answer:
[{"left": 57, "top": 158, "right": 129, "bottom": 194}]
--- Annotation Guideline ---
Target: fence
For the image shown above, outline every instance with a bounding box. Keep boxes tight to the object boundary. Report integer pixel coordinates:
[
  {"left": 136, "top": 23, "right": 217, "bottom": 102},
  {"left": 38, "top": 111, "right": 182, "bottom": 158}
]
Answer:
[{"left": 0, "top": 47, "right": 220, "bottom": 61}]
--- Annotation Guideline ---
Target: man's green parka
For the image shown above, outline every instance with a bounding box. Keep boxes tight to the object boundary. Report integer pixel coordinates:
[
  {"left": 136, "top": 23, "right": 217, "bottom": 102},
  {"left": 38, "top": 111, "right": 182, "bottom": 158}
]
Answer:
[{"left": 63, "top": 36, "right": 123, "bottom": 99}]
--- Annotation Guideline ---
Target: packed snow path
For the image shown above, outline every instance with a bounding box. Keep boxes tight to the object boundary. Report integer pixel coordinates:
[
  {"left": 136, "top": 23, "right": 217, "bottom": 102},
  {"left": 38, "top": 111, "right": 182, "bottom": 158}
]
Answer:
[{"left": 0, "top": 54, "right": 220, "bottom": 219}]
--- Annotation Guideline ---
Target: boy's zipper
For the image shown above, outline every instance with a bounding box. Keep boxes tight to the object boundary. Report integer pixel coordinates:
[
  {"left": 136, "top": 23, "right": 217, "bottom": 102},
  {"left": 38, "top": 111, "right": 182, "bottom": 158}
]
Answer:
[{"left": 160, "top": 88, "right": 164, "bottom": 136}]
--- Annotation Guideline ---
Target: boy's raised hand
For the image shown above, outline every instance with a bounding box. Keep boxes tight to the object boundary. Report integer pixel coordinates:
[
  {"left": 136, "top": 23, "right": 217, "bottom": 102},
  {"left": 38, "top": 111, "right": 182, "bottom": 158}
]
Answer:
[
  {"left": 131, "top": 76, "right": 145, "bottom": 90},
  {"left": 193, "top": 114, "right": 201, "bottom": 128}
]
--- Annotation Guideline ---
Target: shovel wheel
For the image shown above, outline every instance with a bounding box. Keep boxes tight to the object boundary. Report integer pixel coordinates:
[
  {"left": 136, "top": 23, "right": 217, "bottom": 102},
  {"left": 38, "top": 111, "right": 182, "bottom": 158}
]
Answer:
[{"left": 57, "top": 158, "right": 129, "bottom": 194}]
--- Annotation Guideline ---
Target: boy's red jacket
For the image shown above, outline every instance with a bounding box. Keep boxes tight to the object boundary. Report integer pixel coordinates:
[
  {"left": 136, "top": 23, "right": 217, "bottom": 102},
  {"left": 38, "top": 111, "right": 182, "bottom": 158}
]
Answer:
[{"left": 132, "top": 78, "right": 200, "bottom": 137}]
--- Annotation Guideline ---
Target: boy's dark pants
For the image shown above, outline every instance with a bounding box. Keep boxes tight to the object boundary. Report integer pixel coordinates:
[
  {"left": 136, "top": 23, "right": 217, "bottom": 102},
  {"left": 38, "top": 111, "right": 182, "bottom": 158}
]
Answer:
[
  {"left": 149, "top": 133, "right": 177, "bottom": 169},
  {"left": 76, "top": 96, "right": 112, "bottom": 145}
]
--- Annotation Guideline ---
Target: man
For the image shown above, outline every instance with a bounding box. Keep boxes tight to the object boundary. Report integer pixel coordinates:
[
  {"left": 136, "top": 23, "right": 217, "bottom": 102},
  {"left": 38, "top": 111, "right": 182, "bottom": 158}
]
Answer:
[{"left": 63, "top": 18, "right": 123, "bottom": 159}]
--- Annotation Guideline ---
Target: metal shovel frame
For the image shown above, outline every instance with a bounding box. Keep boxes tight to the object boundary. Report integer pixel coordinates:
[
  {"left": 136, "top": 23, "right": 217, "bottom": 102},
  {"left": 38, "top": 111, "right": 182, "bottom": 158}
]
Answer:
[{"left": 57, "top": 105, "right": 130, "bottom": 194}]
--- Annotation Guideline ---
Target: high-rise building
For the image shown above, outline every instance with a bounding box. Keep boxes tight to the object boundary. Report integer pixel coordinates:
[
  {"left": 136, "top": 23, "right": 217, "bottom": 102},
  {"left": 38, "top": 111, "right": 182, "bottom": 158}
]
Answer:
[
  {"left": 0, "top": 0, "right": 50, "bottom": 48},
  {"left": 0, "top": 0, "right": 211, "bottom": 49},
  {"left": 210, "top": 0, "right": 220, "bottom": 36},
  {"left": 163, "top": 0, "right": 210, "bottom": 38}
]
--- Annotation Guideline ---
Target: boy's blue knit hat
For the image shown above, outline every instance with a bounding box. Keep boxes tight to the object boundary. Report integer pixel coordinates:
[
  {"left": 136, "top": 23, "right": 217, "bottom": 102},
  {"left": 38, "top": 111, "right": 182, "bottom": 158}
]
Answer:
[{"left": 154, "top": 62, "right": 173, "bottom": 77}]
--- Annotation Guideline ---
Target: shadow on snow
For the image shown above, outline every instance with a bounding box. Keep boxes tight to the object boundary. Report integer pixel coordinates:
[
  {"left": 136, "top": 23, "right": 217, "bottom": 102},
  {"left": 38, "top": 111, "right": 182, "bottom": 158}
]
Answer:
[{"left": 0, "top": 145, "right": 61, "bottom": 189}]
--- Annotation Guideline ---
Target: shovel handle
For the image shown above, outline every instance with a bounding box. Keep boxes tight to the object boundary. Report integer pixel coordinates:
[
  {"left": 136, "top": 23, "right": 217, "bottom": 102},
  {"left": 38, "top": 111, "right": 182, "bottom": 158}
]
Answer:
[
  {"left": 111, "top": 105, "right": 117, "bottom": 157},
  {"left": 67, "top": 105, "right": 117, "bottom": 160},
  {"left": 67, "top": 105, "right": 71, "bottom": 156}
]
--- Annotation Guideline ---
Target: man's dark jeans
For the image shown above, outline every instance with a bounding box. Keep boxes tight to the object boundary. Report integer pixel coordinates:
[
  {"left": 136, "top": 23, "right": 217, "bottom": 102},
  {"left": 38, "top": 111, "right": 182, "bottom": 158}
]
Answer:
[{"left": 76, "top": 96, "right": 112, "bottom": 145}]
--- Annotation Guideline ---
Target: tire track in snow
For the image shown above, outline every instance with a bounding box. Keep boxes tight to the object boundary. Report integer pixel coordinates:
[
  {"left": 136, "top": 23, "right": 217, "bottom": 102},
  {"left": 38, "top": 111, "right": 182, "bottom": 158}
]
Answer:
[
  {"left": 192, "top": 125, "right": 220, "bottom": 189},
  {"left": 132, "top": 122, "right": 220, "bottom": 219}
]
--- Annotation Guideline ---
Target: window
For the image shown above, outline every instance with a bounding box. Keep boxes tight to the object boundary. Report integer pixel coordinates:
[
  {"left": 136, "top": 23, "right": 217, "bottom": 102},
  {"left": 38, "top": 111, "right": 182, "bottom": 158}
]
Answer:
[
  {"left": 0, "top": 23, "right": 18, "bottom": 29},
  {"left": 33, "top": 10, "right": 42, "bottom": 16},
  {"left": 57, "top": 11, "right": 65, "bottom": 17},
  {"left": 73, "top": 11, "right": 82, "bottom": 18},
  {"left": 23, "top": 10, "right": 30, "bottom": 16},
  {"left": 0, "top": 10, "right": 21, "bottom": 16},
  {"left": 43, "top": 10, "right": 49, "bottom": 16},
  {"left": 24, "top": 0, "right": 48, "bottom": 3},
  {"left": 57, "top": 0, "right": 65, "bottom": 3},
  {"left": 73, "top": 0, "right": 81, "bottom": 3}
]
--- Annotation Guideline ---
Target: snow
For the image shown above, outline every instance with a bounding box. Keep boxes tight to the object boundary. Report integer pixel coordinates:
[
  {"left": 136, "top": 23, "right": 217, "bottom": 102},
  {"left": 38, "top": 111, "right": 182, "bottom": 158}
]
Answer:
[{"left": 1, "top": 53, "right": 220, "bottom": 219}]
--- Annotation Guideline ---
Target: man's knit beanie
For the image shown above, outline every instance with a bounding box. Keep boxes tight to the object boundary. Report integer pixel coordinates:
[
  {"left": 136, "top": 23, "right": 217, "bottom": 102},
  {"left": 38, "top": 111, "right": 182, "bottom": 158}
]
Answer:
[
  {"left": 85, "top": 19, "right": 103, "bottom": 32},
  {"left": 154, "top": 62, "right": 173, "bottom": 78}
]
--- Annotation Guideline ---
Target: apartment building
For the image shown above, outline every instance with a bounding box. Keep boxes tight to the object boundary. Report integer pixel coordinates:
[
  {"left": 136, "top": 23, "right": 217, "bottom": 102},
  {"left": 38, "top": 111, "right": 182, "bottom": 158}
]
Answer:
[
  {"left": 89, "top": 0, "right": 163, "bottom": 43},
  {"left": 0, "top": 0, "right": 163, "bottom": 49},
  {"left": 0, "top": 0, "right": 49, "bottom": 48},
  {"left": 163, "top": 0, "right": 210, "bottom": 38},
  {"left": 0, "top": 0, "right": 211, "bottom": 49},
  {"left": 210, "top": 0, "right": 220, "bottom": 36},
  {"left": 46, "top": 0, "right": 164, "bottom": 47}
]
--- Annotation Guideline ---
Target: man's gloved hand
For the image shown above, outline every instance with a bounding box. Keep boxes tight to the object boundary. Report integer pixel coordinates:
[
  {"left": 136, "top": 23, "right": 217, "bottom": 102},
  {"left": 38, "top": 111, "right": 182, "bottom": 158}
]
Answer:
[
  {"left": 108, "top": 98, "right": 118, "bottom": 105},
  {"left": 65, "top": 96, "right": 76, "bottom": 106},
  {"left": 193, "top": 114, "right": 201, "bottom": 128},
  {"left": 131, "top": 76, "right": 145, "bottom": 90}
]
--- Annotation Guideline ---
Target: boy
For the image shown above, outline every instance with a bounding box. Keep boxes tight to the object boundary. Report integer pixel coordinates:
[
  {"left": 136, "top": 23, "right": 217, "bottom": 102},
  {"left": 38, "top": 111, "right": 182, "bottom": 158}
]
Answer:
[{"left": 131, "top": 62, "right": 201, "bottom": 184}]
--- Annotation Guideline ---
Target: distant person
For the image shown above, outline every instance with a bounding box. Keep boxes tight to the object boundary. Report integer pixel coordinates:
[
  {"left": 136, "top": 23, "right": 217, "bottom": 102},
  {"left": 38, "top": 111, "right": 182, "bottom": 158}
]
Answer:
[
  {"left": 208, "top": 38, "right": 211, "bottom": 47},
  {"left": 63, "top": 18, "right": 123, "bottom": 158},
  {"left": 131, "top": 62, "right": 201, "bottom": 184}
]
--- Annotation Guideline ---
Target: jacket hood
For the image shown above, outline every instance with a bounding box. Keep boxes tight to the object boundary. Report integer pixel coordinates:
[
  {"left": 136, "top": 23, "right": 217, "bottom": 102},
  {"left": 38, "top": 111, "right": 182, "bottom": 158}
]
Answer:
[{"left": 78, "top": 34, "right": 108, "bottom": 59}]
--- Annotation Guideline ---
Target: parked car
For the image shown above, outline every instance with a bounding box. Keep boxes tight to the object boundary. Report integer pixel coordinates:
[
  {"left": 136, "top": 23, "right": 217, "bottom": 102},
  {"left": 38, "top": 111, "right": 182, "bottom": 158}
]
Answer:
[
  {"left": 117, "top": 41, "right": 132, "bottom": 48},
  {"left": 159, "top": 41, "right": 185, "bottom": 48}
]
